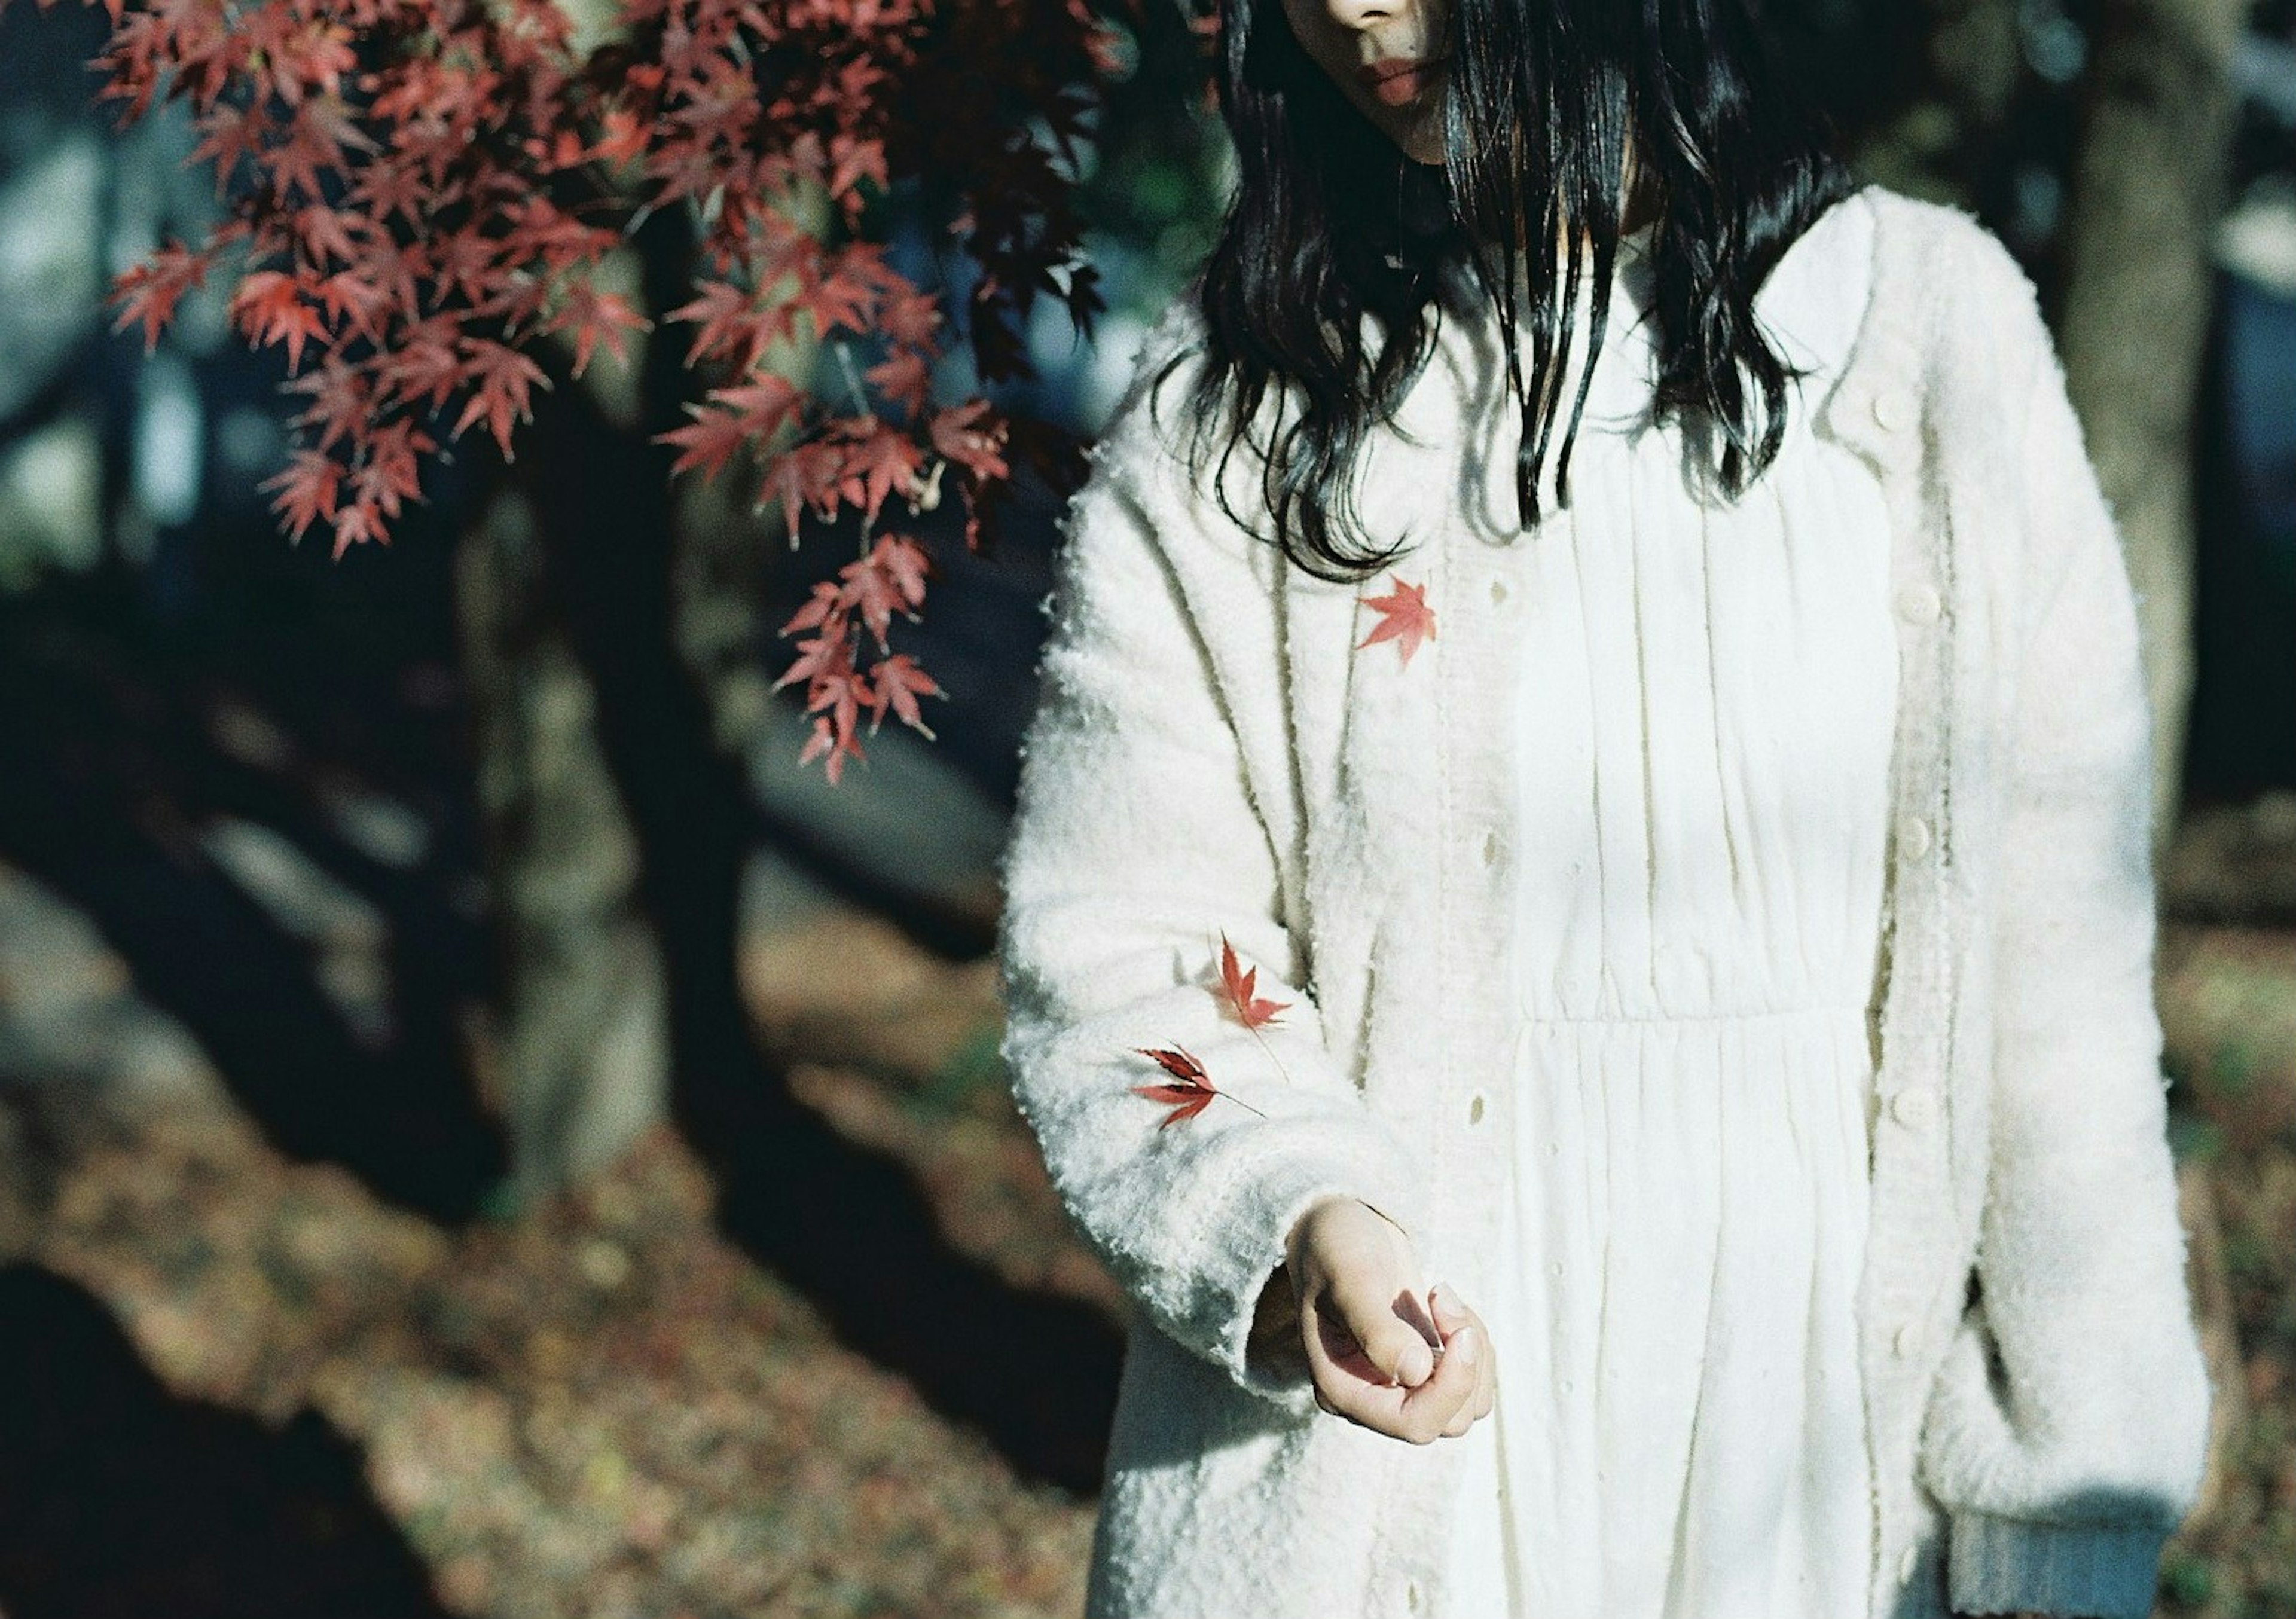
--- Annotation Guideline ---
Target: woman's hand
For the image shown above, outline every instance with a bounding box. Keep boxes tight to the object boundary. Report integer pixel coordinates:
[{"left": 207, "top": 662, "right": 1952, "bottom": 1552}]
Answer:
[{"left": 1270, "top": 1195, "right": 1495, "bottom": 1443}]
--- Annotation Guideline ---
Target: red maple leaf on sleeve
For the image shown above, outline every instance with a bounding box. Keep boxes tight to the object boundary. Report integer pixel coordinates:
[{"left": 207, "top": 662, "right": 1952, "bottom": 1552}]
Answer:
[
  {"left": 1217, "top": 933, "right": 1292, "bottom": 1028},
  {"left": 1130, "top": 1045, "right": 1222, "bottom": 1128},
  {"left": 1357, "top": 575, "right": 1436, "bottom": 668},
  {"left": 1129, "top": 1042, "right": 1271, "bottom": 1128}
]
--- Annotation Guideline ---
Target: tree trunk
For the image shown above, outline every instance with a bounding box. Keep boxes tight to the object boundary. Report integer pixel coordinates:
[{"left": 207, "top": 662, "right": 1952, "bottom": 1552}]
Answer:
[
  {"left": 454, "top": 482, "right": 670, "bottom": 1203},
  {"left": 447, "top": 146, "right": 827, "bottom": 1202},
  {"left": 2051, "top": 0, "right": 2255, "bottom": 850}
]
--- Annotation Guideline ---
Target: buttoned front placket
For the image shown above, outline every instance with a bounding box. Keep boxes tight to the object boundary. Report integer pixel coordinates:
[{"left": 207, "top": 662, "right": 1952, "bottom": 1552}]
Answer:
[
  {"left": 1813, "top": 212, "right": 1968, "bottom": 1619},
  {"left": 1339, "top": 343, "right": 1547, "bottom": 1618}
]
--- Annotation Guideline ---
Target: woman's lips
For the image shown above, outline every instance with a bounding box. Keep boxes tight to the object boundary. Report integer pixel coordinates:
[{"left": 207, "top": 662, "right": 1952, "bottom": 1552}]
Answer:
[{"left": 1357, "top": 55, "right": 1446, "bottom": 108}]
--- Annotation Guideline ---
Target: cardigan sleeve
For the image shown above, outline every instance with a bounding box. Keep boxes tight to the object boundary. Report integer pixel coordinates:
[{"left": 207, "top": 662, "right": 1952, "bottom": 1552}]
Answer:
[
  {"left": 1916, "top": 302, "right": 2214, "bottom": 1619},
  {"left": 994, "top": 328, "right": 1436, "bottom": 1421}
]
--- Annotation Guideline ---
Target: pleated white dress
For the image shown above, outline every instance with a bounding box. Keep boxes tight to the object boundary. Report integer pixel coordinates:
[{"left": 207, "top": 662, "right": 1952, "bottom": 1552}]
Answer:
[{"left": 1440, "top": 191, "right": 1896, "bottom": 1619}]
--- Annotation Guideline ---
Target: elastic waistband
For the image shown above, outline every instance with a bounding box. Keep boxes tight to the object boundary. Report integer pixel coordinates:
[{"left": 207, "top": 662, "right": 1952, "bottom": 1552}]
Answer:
[{"left": 1510, "top": 1003, "right": 1873, "bottom": 1038}]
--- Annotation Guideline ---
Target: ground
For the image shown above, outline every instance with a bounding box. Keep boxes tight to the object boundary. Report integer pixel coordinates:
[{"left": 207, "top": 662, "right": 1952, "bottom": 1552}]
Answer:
[{"left": 0, "top": 814, "right": 2290, "bottom": 1619}]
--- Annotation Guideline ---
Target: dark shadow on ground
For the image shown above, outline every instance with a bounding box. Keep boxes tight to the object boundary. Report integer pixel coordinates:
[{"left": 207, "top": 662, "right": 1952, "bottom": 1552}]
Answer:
[
  {"left": 0, "top": 1263, "right": 451, "bottom": 1619},
  {"left": 0, "top": 595, "right": 504, "bottom": 1222},
  {"left": 706, "top": 1083, "right": 1125, "bottom": 1495}
]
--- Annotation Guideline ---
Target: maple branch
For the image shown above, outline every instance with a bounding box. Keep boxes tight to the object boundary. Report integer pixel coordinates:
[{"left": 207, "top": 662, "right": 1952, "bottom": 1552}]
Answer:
[{"left": 67, "top": 0, "right": 1118, "bottom": 782}]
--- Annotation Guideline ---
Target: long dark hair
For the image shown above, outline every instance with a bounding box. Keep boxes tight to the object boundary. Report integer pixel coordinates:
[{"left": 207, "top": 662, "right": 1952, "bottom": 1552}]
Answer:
[{"left": 1153, "top": 0, "right": 1858, "bottom": 583}]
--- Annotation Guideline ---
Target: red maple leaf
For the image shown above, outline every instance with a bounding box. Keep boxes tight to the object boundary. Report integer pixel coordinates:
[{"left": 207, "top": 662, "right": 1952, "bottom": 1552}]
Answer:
[
  {"left": 798, "top": 712, "right": 864, "bottom": 785},
  {"left": 351, "top": 418, "right": 433, "bottom": 520},
  {"left": 867, "top": 653, "right": 942, "bottom": 738},
  {"left": 864, "top": 347, "right": 931, "bottom": 419},
  {"left": 762, "top": 440, "right": 847, "bottom": 543},
  {"left": 827, "top": 132, "right": 887, "bottom": 206},
  {"left": 329, "top": 494, "right": 389, "bottom": 558},
  {"left": 878, "top": 289, "right": 941, "bottom": 351},
  {"left": 664, "top": 279, "right": 767, "bottom": 369},
  {"left": 802, "top": 264, "right": 875, "bottom": 339},
  {"left": 258, "top": 449, "right": 340, "bottom": 545},
  {"left": 1129, "top": 1045, "right": 1220, "bottom": 1128},
  {"left": 1216, "top": 934, "right": 1291, "bottom": 1029},
  {"left": 344, "top": 158, "right": 430, "bottom": 233},
  {"left": 229, "top": 270, "right": 330, "bottom": 374},
  {"left": 106, "top": 239, "right": 212, "bottom": 355},
  {"left": 185, "top": 103, "right": 270, "bottom": 194},
  {"left": 1357, "top": 575, "right": 1436, "bottom": 668},
  {"left": 280, "top": 353, "right": 370, "bottom": 452},
  {"left": 840, "top": 531, "right": 930, "bottom": 648},
  {"left": 929, "top": 398, "right": 1010, "bottom": 482},
  {"left": 375, "top": 312, "right": 466, "bottom": 411},
  {"left": 771, "top": 623, "right": 857, "bottom": 698},
  {"left": 290, "top": 204, "right": 368, "bottom": 269},
  {"left": 837, "top": 417, "right": 927, "bottom": 520},
  {"left": 658, "top": 374, "right": 802, "bottom": 481},
  {"left": 543, "top": 280, "right": 652, "bottom": 378},
  {"left": 450, "top": 338, "right": 551, "bottom": 461},
  {"left": 778, "top": 578, "right": 844, "bottom": 637},
  {"left": 657, "top": 400, "right": 755, "bottom": 483},
  {"left": 312, "top": 270, "right": 395, "bottom": 346}
]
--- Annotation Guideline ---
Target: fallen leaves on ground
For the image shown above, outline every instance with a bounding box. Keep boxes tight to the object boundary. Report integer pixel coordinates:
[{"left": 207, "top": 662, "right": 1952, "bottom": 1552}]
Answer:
[{"left": 22, "top": 1106, "right": 1095, "bottom": 1619}]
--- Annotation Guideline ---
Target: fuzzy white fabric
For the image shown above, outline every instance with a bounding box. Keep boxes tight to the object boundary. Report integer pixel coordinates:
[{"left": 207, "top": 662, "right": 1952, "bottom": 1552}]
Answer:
[{"left": 995, "top": 184, "right": 2213, "bottom": 1619}]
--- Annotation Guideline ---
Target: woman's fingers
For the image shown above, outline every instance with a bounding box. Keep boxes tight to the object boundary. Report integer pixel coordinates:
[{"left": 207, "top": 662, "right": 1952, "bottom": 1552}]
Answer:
[
  {"left": 1321, "top": 1264, "right": 1437, "bottom": 1388},
  {"left": 1304, "top": 1282, "right": 1484, "bottom": 1444},
  {"left": 1302, "top": 1285, "right": 1422, "bottom": 1409},
  {"left": 1397, "top": 1312, "right": 1483, "bottom": 1441},
  {"left": 1430, "top": 1284, "right": 1495, "bottom": 1437},
  {"left": 1286, "top": 1202, "right": 1497, "bottom": 1444}
]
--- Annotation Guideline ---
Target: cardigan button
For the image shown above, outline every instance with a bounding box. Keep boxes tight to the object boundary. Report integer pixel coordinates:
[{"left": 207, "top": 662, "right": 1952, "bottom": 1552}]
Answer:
[
  {"left": 1871, "top": 389, "right": 1912, "bottom": 432},
  {"left": 1893, "top": 582, "right": 1943, "bottom": 625},
  {"left": 1897, "top": 814, "right": 1934, "bottom": 860},
  {"left": 1406, "top": 1578, "right": 1422, "bottom": 1611},
  {"left": 1468, "top": 1092, "right": 1486, "bottom": 1125},
  {"left": 1892, "top": 1322, "right": 1919, "bottom": 1358},
  {"left": 1891, "top": 1088, "right": 1938, "bottom": 1129},
  {"left": 1489, "top": 576, "right": 1509, "bottom": 606},
  {"left": 1898, "top": 1544, "right": 1918, "bottom": 1583},
  {"left": 1482, "top": 829, "right": 1502, "bottom": 868}
]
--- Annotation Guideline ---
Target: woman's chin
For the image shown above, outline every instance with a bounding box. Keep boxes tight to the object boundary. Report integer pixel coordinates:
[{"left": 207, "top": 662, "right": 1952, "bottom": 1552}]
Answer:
[{"left": 1373, "top": 100, "right": 1448, "bottom": 167}]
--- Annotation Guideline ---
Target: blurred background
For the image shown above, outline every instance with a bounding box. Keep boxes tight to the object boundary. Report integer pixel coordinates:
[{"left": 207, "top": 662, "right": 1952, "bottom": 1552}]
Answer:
[{"left": 0, "top": 1, "right": 2290, "bottom": 1615}]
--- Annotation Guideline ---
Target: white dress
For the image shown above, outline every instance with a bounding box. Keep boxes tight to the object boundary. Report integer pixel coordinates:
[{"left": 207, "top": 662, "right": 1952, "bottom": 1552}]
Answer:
[{"left": 1441, "top": 193, "right": 1895, "bottom": 1619}]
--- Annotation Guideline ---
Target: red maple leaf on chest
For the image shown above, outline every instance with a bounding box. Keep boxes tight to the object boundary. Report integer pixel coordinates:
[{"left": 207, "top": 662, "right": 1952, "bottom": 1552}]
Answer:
[
  {"left": 1217, "top": 934, "right": 1291, "bottom": 1028},
  {"left": 1357, "top": 575, "right": 1436, "bottom": 668}
]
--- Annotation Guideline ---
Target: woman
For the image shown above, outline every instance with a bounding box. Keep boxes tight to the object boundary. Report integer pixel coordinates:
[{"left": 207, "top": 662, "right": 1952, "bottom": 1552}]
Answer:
[{"left": 994, "top": 0, "right": 2214, "bottom": 1615}]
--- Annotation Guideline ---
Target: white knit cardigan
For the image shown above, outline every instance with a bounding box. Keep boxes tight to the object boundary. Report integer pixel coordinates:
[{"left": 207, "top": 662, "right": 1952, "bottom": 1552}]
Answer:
[{"left": 994, "top": 185, "right": 2213, "bottom": 1619}]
